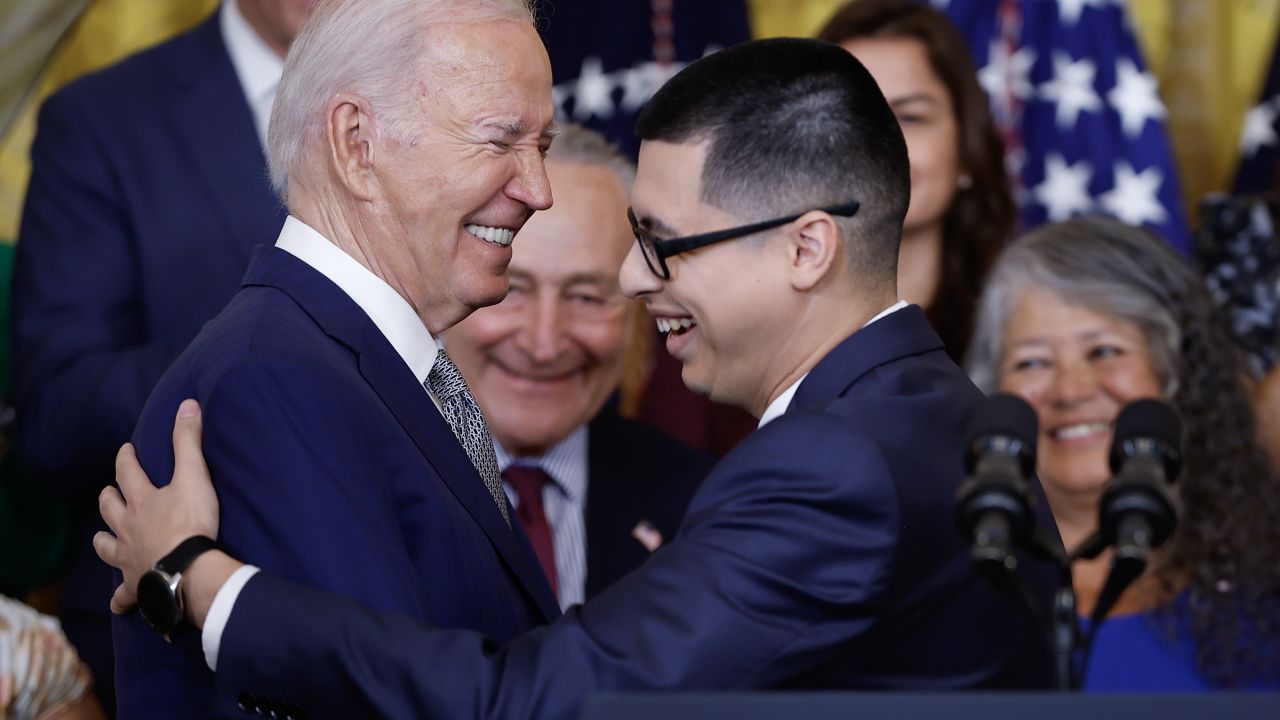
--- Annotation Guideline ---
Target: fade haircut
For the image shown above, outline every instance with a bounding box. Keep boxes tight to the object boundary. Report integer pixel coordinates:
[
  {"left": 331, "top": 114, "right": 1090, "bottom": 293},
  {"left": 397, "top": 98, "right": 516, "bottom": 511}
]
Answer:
[
  {"left": 634, "top": 37, "right": 910, "bottom": 287},
  {"left": 267, "top": 0, "right": 535, "bottom": 200}
]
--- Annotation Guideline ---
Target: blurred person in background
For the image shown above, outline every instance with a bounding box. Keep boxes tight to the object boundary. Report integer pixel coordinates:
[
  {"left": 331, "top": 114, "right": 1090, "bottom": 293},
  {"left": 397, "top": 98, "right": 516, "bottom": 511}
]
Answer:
[
  {"left": 444, "top": 124, "right": 710, "bottom": 608},
  {"left": 818, "top": 0, "right": 1014, "bottom": 363},
  {"left": 967, "top": 216, "right": 1280, "bottom": 689},
  {"left": 10, "top": 2, "right": 311, "bottom": 711}
]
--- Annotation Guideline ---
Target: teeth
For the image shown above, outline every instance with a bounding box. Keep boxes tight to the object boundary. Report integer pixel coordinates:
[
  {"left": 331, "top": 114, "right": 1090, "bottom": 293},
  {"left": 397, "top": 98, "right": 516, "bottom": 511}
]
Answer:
[
  {"left": 464, "top": 224, "right": 515, "bottom": 247},
  {"left": 655, "top": 318, "right": 695, "bottom": 334},
  {"left": 1055, "top": 422, "right": 1109, "bottom": 440}
]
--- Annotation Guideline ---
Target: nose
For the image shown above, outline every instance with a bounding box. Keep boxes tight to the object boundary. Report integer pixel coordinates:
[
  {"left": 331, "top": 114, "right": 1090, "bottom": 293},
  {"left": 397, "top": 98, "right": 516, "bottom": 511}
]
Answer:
[
  {"left": 619, "top": 242, "right": 660, "bottom": 299},
  {"left": 515, "top": 291, "right": 565, "bottom": 363},
  {"left": 508, "top": 150, "right": 553, "bottom": 211},
  {"left": 1048, "top": 358, "right": 1098, "bottom": 407}
]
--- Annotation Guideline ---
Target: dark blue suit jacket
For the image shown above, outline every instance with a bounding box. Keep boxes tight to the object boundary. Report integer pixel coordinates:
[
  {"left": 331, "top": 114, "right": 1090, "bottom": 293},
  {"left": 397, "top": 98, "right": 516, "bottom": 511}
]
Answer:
[
  {"left": 584, "top": 413, "right": 711, "bottom": 599},
  {"left": 11, "top": 11, "right": 285, "bottom": 705},
  {"left": 116, "top": 246, "right": 559, "bottom": 718},
  {"left": 210, "top": 305, "right": 1057, "bottom": 719}
]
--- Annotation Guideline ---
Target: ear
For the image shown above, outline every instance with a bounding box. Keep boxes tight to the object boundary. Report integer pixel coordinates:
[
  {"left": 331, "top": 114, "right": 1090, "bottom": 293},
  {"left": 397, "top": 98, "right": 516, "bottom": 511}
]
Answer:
[
  {"left": 325, "top": 93, "right": 379, "bottom": 202},
  {"left": 785, "top": 210, "right": 842, "bottom": 292}
]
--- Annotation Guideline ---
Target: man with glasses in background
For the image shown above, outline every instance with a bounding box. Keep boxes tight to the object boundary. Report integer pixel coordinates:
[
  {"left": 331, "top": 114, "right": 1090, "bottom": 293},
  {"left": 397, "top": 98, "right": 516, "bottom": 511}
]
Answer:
[{"left": 95, "top": 37, "right": 1057, "bottom": 717}]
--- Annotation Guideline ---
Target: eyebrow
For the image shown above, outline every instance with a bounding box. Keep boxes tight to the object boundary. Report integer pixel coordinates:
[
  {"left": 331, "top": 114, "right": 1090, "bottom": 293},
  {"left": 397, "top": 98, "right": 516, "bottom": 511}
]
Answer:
[
  {"left": 889, "top": 93, "right": 939, "bottom": 108},
  {"left": 481, "top": 120, "right": 562, "bottom": 142},
  {"left": 634, "top": 211, "right": 682, "bottom": 239}
]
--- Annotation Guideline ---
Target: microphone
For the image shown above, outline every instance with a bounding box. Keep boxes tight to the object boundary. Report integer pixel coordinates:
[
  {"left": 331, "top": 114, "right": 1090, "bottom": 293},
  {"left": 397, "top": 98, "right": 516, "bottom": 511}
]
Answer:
[
  {"left": 1098, "top": 398, "right": 1182, "bottom": 579},
  {"left": 956, "top": 393, "right": 1039, "bottom": 583}
]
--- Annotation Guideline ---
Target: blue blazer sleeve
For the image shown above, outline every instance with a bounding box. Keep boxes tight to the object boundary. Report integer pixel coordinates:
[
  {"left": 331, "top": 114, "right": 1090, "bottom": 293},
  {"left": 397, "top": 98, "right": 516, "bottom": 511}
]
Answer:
[
  {"left": 11, "top": 89, "right": 182, "bottom": 488},
  {"left": 213, "top": 414, "right": 900, "bottom": 719},
  {"left": 148, "top": 359, "right": 435, "bottom": 607}
]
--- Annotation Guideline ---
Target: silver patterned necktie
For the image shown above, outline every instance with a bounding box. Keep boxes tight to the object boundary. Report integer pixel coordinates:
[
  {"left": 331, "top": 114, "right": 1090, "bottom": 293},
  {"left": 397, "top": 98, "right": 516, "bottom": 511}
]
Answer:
[{"left": 426, "top": 350, "right": 511, "bottom": 526}]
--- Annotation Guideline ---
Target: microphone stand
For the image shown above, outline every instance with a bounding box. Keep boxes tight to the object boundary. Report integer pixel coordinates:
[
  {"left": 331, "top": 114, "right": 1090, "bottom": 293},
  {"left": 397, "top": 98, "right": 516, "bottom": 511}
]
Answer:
[
  {"left": 1069, "top": 530, "right": 1149, "bottom": 688},
  {"left": 1021, "top": 528, "right": 1077, "bottom": 691}
]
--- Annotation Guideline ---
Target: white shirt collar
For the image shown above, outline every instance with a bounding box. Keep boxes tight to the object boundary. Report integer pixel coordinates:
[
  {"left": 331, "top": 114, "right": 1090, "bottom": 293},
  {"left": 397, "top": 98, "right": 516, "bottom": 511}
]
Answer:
[
  {"left": 221, "top": 0, "right": 285, "bottom": 146},
  {"left": 757, "top": 299, "right": 909, "bottom": 428},
  {"left": 495, "top": 425, "right": 589, "bottom": 503},
  {"left": 275, "top": 216, "right": 440, "bottom": 384}
]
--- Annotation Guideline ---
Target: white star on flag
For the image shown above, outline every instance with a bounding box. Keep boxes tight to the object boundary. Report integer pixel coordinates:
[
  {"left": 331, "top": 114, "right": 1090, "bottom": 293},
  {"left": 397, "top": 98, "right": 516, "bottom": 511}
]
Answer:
[
  {"left": 1057, "top": 0, "right": 1109, "bottom": 26},
  {"left": 1239, "top": 99, "right": 1280, "bottom": 157},
  {"left": 1107, "top": 57, "right": 1166, "bottom": 138},
  {"left": 619, "top": 63, "right": 663, "bottom": 112},
  {"left": 573, "top": 57, "right": 616, "bottom": 121},
  {"left": 1033, "top": 154, "right": 1094, "bottom": 221},
  {"left": 1040, "top": 52, "right": 1102, "bottom": 130},
  {"left": 979, "top": 40, "right": 1037, "bottom": 105},
  {"left": 1100, "top": 162, "right": 1168, "bottom": 226}
]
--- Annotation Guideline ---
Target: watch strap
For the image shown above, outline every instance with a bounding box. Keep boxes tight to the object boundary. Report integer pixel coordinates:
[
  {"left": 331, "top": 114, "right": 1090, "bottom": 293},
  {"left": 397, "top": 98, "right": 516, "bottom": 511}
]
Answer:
[{"left": 155, "top": 535, "right": 219, "bottom": 576}]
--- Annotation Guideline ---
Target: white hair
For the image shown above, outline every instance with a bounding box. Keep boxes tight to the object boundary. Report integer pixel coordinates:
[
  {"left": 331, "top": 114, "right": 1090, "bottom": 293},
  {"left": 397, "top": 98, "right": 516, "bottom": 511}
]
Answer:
[
  {"left": 266, "top": 0, "right": 536, "bottom": 200},
  {"left": 545, "top": 123, "right": 635, "bottom": 191}
]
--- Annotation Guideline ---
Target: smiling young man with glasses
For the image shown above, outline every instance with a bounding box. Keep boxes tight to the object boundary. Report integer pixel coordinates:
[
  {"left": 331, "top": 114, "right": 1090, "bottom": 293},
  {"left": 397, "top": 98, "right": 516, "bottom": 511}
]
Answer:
[{"left": 94, "top": 37, "right": 1057, "bottom": 718}]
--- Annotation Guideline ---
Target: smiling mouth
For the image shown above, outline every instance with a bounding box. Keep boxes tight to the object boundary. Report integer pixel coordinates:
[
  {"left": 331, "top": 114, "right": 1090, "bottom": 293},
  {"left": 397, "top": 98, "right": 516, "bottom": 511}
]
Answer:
[
  {"left": 493, "top": 359, "right": 580, "bottom": 384},
  {"left": 465, "top": 223, "right": 515, "bottom": 247},
  {"left": 1050, "top": 421, "right": 1111, "bottom": 441},
  {"left": 656, "top": 317, "right": 696, "bottom": 336}
]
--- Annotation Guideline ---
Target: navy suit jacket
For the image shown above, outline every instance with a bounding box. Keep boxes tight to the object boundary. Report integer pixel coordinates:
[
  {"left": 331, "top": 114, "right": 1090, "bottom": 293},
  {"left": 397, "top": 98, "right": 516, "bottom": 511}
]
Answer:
[
  {"left": 211, "top": 305, "right": 1058, "bottom": 719},
  {"left": 11, "top": 11, "right": 285, "bottom": 699},
  {"left": 116, "top": 246, "right": 559, "bottom": 718},
  {"left": 583, "top": 413, "right": 711, "bottom": 599}
]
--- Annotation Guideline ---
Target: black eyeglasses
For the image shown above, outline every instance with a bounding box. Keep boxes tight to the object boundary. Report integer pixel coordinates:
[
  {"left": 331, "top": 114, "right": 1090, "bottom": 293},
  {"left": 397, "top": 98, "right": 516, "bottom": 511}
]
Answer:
[{"left": 628, "top": 201, "right": 860, "bottom": 280}]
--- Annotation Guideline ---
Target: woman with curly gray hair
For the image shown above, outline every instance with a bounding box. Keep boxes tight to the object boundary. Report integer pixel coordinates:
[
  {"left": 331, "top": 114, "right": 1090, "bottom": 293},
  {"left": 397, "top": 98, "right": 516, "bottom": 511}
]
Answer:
[{"left": 966, "top": 216, "right": 1280, "bottom": 689}]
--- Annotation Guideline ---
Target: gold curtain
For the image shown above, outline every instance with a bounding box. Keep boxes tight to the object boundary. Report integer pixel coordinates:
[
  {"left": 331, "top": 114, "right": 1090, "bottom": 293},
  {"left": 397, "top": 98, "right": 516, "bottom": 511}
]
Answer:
[{"left": 0, "top": 0, "right": 218, "bottom": 243}]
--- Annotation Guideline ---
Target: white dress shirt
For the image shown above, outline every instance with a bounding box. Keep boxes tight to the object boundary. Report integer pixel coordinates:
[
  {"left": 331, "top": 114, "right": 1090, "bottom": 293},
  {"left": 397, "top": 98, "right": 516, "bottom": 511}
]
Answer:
[
  {"left": 495, "top": 428, "right": 589, "bottom": 610},
  {"left": 757, "top": 300, "right": 909, "bottom": 428},
  {"left": 221, "top": 0, "right": 284, "bottom": 147},
  {"left": 202, "top": 216, "right": 442, "bottom": 670}
]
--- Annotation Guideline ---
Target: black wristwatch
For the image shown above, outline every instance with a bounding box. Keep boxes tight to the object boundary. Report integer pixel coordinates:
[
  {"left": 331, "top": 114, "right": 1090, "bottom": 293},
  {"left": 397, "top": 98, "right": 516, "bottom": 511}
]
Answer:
[{"left": 137, "top": 535, "right": 219, "bottom": 637}]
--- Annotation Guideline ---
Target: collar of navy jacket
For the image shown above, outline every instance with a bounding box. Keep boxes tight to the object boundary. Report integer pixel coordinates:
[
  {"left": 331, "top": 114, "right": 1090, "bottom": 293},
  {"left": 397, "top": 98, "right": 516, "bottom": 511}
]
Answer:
[
  {"left": 789, "top": 304, "right": 944, "bottom": 414},
  {"left": 240, "top": 245, "right": 562, "bottom": 622},
  {"left": 164, "top": 13, "right": 285, "bottom": 250}
]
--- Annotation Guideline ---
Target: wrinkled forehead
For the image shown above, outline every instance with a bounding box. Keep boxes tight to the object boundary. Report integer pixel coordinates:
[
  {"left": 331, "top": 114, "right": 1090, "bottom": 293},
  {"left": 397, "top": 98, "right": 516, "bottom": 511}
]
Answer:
[{"left": 416, "top": 18, "right": 555, "bottom": 123}]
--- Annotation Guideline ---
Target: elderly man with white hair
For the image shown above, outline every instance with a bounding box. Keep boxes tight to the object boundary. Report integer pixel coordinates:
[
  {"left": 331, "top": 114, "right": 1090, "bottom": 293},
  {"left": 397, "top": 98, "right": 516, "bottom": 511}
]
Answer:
[{"left": 109, "top": 0, "right": 560, "bottom": 716}]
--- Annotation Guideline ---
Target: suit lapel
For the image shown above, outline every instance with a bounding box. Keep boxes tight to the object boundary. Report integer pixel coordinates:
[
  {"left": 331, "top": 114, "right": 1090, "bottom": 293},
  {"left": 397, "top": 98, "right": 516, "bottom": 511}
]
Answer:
[
  {"left": 164, "top": 16, "right": 284, "bottom": 250},
  {"left": 791, "top": 305, "right": 945, "bottom": 412},
  {"left": 356, "top": 342, "right": 559, "bottom": 621},
  {"left": 242, "top": 247, "right": 560, "bottom": 622}
]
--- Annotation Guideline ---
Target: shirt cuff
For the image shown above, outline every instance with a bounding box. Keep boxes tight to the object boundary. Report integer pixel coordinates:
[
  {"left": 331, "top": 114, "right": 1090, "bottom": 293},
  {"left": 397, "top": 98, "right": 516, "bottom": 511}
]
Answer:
[{"left": 201, "top": 565, "right": 260, "bottom": 672}]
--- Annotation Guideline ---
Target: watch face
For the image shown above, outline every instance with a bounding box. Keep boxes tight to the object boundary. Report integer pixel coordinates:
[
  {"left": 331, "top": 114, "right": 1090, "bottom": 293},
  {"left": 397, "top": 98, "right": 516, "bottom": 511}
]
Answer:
[{"left": 138, "top": 569, "right": 180, "bottom": 634}]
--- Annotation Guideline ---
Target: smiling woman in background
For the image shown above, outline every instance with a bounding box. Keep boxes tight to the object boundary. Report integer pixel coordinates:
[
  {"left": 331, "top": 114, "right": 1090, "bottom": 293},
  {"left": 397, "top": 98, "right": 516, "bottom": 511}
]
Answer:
[
  {"left": 966, "top": 216, "right": 1280, "bottom": 689},
  {"left": 818, "top": 0, "right": 1014, "bottom": 362}
]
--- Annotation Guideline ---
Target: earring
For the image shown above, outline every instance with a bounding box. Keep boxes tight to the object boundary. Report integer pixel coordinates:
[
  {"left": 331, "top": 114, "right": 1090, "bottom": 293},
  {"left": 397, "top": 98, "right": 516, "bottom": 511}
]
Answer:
[{"left": 957, "top": 174, "right": 973, "bottom": 190}]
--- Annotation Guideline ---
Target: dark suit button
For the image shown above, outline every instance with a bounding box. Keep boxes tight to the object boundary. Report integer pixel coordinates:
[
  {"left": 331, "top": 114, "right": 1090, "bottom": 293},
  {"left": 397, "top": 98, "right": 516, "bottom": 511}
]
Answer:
[{"left": 238, "top": 692, "right": 255, "bottom": 712}]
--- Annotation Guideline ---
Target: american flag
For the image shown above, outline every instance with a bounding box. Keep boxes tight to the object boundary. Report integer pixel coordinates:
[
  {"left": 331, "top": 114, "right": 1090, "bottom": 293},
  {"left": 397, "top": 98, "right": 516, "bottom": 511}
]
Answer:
[
  {"left": 538, "top": 0, "right": 751, "bottom": 158},
  {"left": 1233, "top": 32, "right": 1280, "bottom": 195},
  {"left": 937, "top": 0, "right": 1192, "bottom": 253}
]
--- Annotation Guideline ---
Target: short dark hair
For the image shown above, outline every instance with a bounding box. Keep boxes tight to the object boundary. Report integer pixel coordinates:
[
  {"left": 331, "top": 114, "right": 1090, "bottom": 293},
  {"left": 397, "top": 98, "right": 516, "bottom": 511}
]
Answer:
[{"left": 635, "top": 37, "right": 909, "bottom": 287}]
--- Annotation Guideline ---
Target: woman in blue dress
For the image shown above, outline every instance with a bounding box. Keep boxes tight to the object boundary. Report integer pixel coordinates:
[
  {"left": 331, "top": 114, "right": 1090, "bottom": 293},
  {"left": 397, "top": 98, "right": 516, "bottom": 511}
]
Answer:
[{"left": 966, "top": 216, "right": 1280, "bottom": 689}]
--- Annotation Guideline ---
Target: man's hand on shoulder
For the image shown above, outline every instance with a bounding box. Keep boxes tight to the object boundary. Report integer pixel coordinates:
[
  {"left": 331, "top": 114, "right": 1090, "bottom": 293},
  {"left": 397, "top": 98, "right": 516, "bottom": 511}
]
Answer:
[{"left": 94, "top": 399, "right": 228, "bottom": 621}]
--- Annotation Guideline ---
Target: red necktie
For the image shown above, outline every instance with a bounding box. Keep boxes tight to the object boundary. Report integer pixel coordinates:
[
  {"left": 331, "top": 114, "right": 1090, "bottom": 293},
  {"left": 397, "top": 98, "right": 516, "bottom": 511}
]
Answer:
[{"left": 502, "top": 466, "right": 558, "bottom": 597}]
